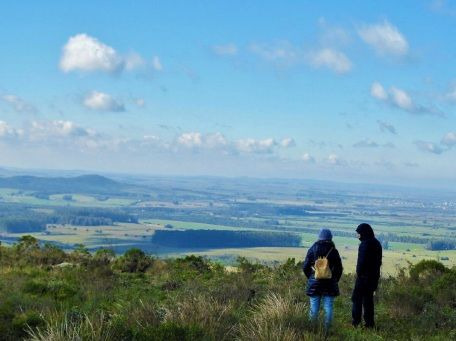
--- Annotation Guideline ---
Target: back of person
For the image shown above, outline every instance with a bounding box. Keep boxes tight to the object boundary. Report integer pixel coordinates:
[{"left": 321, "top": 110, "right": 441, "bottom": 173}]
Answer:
[
  {"left": 356, "top": 223, "right": 382, "bottom": 288},
  {"left": 302, "top": 228, "right": 343, "bottom": 331},
  {"left": 352, "top": 223, "right": 382, "bottom": 328},
  {"left": 303, "top": 239, "right": 343, "bottom": 296},
  {"left": 303, "top": 230, "right": 342, "bottom": 296}
]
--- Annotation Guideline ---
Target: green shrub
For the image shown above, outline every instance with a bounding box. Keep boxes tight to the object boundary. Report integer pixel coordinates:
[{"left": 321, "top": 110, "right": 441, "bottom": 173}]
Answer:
[
  {"left": 114, "top": 248, "right": 153, "bottom": 273},
  {"left": 409, "top": 260, "right": 449, "bottom": 281}
]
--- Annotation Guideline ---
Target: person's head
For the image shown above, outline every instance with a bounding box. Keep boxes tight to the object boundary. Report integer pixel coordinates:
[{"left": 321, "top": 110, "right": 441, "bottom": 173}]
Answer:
[
  {"left": 356, "top": 223, "right": 374, "bottom": 240},
  {"left": 318, "top": 228, "right": 333, "bottom": 241}
]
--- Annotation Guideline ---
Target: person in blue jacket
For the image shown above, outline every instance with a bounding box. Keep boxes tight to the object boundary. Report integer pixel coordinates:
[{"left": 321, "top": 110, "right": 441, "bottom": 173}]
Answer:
[
  {"left": 303, "top": 229, "right": 343, "bottom": 330},
  {"left": 352, "top": 223, "right": 382, "bottom": 328}
]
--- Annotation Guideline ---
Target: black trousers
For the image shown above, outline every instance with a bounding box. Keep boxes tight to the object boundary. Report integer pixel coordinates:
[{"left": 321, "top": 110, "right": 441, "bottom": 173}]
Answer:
[{"left": 351, "top": 277, "right": 377, "bottom": 327}]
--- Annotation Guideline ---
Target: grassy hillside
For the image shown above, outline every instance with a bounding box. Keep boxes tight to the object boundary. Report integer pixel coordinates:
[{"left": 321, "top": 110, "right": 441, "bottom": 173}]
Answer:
[{"left": 0, "top": 236, "right": 455, "bottom": 340}]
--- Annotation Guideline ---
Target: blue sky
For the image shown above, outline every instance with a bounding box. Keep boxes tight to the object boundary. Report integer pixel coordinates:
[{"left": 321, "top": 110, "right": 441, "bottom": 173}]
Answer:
[{"left": 0, "top": 1, "right": 455, "bottom": 188}]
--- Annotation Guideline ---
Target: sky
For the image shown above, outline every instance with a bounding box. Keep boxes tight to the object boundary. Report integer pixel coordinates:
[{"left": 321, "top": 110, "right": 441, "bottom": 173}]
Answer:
[{"left": 0, "top": 1, "right": 455, "bottom": 188}]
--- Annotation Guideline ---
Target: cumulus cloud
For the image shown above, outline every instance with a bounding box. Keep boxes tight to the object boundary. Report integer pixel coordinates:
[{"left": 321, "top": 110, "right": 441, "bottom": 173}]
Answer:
[
  {"left": 370, "top": 82, "right": 441, "bottom": 116},
  {"left": 377, "top": 120, "right": 397, "bottom": 134},
  {"left": 441, "top": 132, "right": 456, "bottom": 147},
  {"left": 212, "top": 43, "right": 238, "bottom": 56},
  {"left": 174, "top": 132, "right": 295, "bottom": 155},
  {"left": 83, "top": 91, "right": 125, "bottom": 112},
  {"left": 60, "top": 34, "right": 123, "bottom": 73},
  {"left": 327, "top": 154, "right": 345, "bottom": 165},
  {"left": 302, "top": 153, "right": 316, "bottom": 163},
  {"left": 279, "top": 137, "right": 296, "bottom": 148},
  {"left": 371, "top": 82, "right": 388, "bottom": 100},
  {"left": 235, "top": 138, "right": 277, "bottom": 154},
  {"left": 358, "top": 21, "right": 409, "bottom": 57},
  {"left": 308, "top": 48, "right": 352, "bottom": 74},
  {"left": 29, "top": 120, "right": 93, "bottom": 139},
  {"left": 60, "top": 33, "right": 161, "bottom": 74},
  {"left": 176, "top": 132, "right": 229, "bottom": 151},
  {"left": 0, "top": 121, "right": 22, "bottom": 140},
  {"left": 414, "top": 140, "right": 445, "bottom": 154},
  {"left": 177, "top": 132, "right": 203, "bottom": 148},
  {"left": 0, "top": 119, "right": 103, "bottom": 152},
  {"left": 1, "top": 94, "right": 36, "bottom": 113}
]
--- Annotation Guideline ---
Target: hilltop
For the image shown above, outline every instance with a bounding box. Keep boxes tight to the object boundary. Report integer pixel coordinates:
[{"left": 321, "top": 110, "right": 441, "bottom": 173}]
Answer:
[{"left": 0, "top": 236, "right": 455, "bottom": 340}]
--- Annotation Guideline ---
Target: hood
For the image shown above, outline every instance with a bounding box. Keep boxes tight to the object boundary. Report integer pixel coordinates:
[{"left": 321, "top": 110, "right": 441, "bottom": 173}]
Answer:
[{"left": 356, "top": 223, "right": 375, "bottom": 240}]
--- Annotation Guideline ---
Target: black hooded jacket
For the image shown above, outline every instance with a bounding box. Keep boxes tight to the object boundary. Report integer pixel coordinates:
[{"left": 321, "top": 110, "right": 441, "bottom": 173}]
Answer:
[
  {"left": 302, "top": 240, "right": 343, "bottom": 296},
  {"left": 355, "top": 223, "right": 382, "bottom": 286}
]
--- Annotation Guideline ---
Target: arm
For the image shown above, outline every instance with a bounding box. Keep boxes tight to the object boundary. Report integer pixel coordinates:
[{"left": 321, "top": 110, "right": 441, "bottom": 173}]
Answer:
[
  {"left": 356, "top": 241, "right": 368, "bottom": 276},
  {"left": 331, "top": 249, "right": 343, "bottom": 282},
  {"left": 302, "top": 246, "right": 314, "bottom": 278}
]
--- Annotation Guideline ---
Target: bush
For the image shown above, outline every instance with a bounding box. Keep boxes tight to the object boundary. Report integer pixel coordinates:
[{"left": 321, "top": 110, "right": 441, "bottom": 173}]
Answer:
[
  {"left": 114, "top": 248, "right": 153, "bottom": 273},
  {"left": 409, "top": 260, "right": 449, "bottom": 281}
]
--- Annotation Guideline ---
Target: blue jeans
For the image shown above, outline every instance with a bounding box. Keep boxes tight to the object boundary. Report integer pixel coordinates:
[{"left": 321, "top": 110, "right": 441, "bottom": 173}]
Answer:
[{"left": 309, "top": 295, "right": 334, "bottom": 329}]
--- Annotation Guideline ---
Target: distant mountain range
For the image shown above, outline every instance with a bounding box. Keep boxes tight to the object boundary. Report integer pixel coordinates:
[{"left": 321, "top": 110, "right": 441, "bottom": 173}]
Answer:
[{"left": 0, "top": 174, "right": 126, "bottom": 194}]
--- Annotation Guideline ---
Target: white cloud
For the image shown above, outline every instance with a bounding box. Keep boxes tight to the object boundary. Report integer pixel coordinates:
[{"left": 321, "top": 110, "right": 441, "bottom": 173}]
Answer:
[
  {"left": 308, "top": 48, "right": 352, "bottom": 74},
  {"left": 0, "top": 121, "right": 22, "bottom": 140},
  {"left": 279, "top": 137, "right": 296, "bottom": 148},
  {"left": 235, "top": 138, "right": 277, "bottom": 154},
  {"left": 371, "top": 82, "right": 388, "bottom": 100},
  {"left": 176, "top": 132, "right": 293, "bottom": 155},
  {"left": 302, "top": 153, "right": 315, "bottom": 163},
  {"left": 212, "top": 43, "right": 238, "bottom": 56},
  {"left": 60, "top": 34, "right": 123, "bottom": 73},
  {"left": 377, "top": 120, "right": 397, "bottom": 134},
  {"left": 1, "top": 94, "right": 36, "bottom": 113},
  {"left": 29, "top": 120, "right": 93, "bottom": 140},
  {"left": 390, "top": 87, "right": 413, "bottom": 111},
  {"left": 414, "top": 140, "right": 445, "bottom": 154},
  {"left": 125, "top": 53, "right": 146, "bottom": 71},
  {"left": 83, "top": 91, "right": 125, "bottom": 112},
  {"left": 370, "top": 82, "right": 440, "bottom": 116},
  {"left": 327, "top": 154, "right": 344, "bottom": 165},
  {"left": 358, "top": 21, "right": 409, "bottom": 57},
  {"left": 177, "top": 132, "right": 203, "bottom": 148},
  {"left": 60, "top": 33, "right": 161, "bottom": 74},
  {"left": 441, "top": 132, "right": 456, "bottom": 147},
  {"left": 152, "top": 56, "right": 163, "bottom": 71},
  {"left": 205, "top": 132, "right": 228, "bottom": 148}
]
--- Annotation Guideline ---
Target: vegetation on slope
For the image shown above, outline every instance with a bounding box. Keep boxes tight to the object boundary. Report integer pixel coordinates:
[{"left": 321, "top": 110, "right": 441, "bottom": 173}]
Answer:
[{"left": 0, "top": 236, "right": 455, "bottom": 340}]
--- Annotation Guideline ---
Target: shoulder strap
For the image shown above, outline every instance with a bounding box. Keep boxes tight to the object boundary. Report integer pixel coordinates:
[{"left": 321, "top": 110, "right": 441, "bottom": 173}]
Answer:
[{"left": 325, "top": 247, "right": 334, "bottom": 258}]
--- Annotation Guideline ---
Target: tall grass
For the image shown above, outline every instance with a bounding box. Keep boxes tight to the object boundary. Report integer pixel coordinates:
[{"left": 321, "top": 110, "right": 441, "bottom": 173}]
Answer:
[
  {"left": 26, "top": 312, "right": 115, "bottom": 341},
  {"left": 237, "top": 292, "right": 313, "bottom": 341}
]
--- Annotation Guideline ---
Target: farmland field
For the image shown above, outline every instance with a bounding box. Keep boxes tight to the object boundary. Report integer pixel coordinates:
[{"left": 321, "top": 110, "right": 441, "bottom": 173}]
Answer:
[{"left": 0, "top": 174, "right": 455, "bottom": 275}]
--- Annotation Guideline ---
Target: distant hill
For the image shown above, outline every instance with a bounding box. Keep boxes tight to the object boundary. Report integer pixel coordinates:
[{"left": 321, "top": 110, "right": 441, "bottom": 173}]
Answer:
[{"left": 0, "top": 174, "right": 126, "bottom": 194}]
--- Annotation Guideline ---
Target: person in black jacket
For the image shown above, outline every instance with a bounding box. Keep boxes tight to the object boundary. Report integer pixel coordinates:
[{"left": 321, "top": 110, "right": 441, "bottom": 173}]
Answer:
[
  {"left": 303, "top": 229, "right": 343, "bottom": 330},
  {"left": 352, "top": 223, "right": 382, "bottom": 328}
]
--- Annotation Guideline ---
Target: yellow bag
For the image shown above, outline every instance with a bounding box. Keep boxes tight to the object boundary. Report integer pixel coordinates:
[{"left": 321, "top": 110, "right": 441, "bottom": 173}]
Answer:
[{"left": 313, "top": 247, "right": 333, "bottom": 280}]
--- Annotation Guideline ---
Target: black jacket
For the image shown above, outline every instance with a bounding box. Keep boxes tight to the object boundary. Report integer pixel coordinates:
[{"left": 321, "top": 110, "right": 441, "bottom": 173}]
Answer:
[
  {"left": 355, "top": 224, "right": 382, "bottom": 290},
  {"left": 302, "top": 240, "right": 343, "bottom": 296}
]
